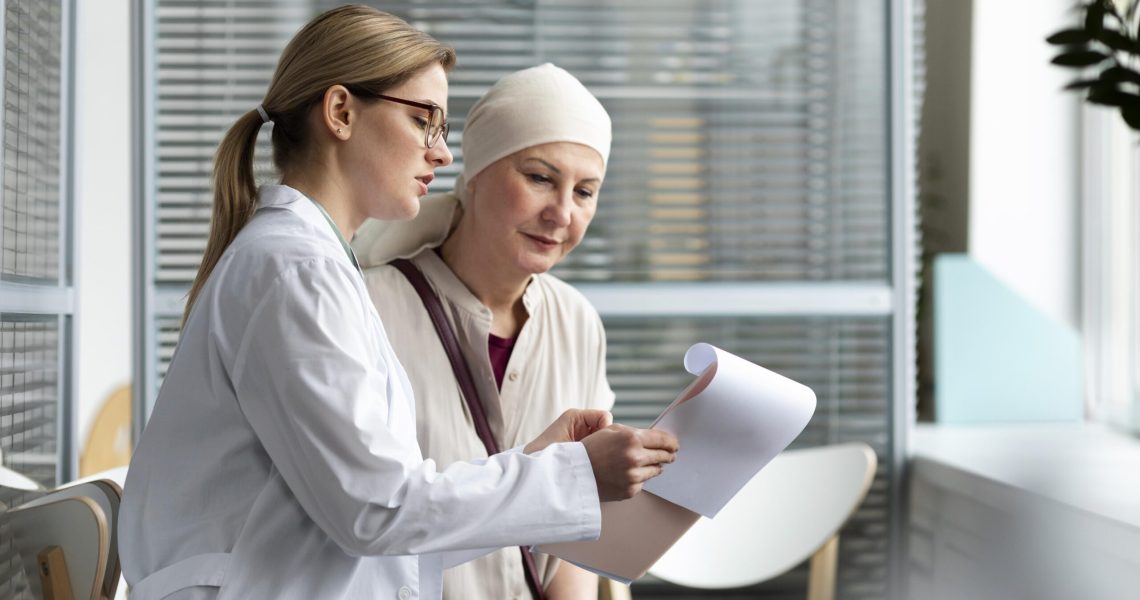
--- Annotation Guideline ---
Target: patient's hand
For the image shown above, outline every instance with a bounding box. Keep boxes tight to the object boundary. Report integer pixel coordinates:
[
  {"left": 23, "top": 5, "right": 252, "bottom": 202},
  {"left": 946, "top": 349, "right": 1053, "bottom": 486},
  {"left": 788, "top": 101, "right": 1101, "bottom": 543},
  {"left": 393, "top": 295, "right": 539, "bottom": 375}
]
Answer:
[{"left": 524, "top": 409, "right": 613, "bottom": 454}]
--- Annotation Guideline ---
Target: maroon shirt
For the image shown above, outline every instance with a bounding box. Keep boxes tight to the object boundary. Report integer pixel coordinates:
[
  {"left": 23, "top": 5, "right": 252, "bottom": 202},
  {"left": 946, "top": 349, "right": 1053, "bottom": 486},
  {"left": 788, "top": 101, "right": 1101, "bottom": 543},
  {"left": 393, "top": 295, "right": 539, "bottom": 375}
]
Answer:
[{"left": 488, "top": 333, "right": 517, "bottom": 390}]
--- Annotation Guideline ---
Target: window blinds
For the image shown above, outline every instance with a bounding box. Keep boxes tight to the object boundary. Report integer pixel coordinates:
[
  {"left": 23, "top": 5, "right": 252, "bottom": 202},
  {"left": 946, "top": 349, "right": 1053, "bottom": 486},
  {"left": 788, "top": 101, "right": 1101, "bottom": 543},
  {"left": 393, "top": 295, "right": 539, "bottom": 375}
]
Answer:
[
  {"left": 0, "top": 0, "right": 66, "bottom": 487},
  {"left": 0, "top": 2, "right": 70, "bottom": 598},
  {"left": 151, "top": 0, "right": 889, "bottom": 285},
  {"left": 0, "top": 317, "right": 60, "bottom": 597},
  {"left": 142, "top": 1, "right": 918, "bottom": 598},
  {"left": 0, "top": 317, "right": 60, "bottom": 487},
  {"left": 1, "top": 1, "right": 62, "bottom": 284}
]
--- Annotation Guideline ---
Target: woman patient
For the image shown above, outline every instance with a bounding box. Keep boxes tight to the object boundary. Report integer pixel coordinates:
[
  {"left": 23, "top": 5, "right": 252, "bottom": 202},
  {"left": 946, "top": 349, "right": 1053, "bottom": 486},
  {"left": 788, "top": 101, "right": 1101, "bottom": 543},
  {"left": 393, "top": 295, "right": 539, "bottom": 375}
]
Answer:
[{"left": 353, "top": 63, "right": 616, "bottom": 599}]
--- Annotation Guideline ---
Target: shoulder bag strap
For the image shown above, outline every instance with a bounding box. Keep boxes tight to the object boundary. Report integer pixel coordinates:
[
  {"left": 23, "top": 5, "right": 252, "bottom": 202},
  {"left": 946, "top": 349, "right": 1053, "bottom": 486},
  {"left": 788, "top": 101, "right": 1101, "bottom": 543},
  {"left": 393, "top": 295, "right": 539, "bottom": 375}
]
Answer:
[{"left": 389, "top": 258, "right": 548, "bottom": 600}]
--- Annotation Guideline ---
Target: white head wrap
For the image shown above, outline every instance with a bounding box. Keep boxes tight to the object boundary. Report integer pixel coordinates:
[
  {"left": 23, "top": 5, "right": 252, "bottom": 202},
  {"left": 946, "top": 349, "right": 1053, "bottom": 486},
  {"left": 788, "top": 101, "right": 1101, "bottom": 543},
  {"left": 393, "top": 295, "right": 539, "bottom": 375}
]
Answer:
[{"left": 353, "top": 63, "right": 611, "bottom": 268}]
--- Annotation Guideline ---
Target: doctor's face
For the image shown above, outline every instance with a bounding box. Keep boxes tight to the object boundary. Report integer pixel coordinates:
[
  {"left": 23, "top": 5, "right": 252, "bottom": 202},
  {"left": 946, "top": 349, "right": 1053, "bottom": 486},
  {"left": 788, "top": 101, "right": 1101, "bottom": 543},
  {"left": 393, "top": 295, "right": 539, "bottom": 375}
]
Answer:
[
  {"left": 344, "top": 63, "right": 453, "bottom": 221},
  {"left": 462, "top": 142, "right": 604, "bottom": 279}
]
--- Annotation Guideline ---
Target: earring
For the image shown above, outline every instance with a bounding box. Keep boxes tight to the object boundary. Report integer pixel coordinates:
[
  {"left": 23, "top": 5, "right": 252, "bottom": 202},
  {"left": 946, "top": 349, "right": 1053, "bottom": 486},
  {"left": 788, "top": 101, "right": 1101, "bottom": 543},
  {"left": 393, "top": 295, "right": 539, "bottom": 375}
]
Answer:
[{"left": 337, "top": 128, "right": 343, "bottom": 135}]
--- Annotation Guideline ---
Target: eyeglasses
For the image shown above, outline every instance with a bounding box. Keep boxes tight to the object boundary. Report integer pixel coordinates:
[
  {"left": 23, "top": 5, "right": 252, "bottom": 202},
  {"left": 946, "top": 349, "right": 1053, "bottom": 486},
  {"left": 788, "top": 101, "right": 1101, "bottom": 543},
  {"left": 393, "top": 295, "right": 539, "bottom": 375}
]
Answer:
[
  {"left": 342, "top": 85, "right": 448, "bottom": 148},
  {"left": 346, "top": 86, "right": 449, "bottom": 148}
]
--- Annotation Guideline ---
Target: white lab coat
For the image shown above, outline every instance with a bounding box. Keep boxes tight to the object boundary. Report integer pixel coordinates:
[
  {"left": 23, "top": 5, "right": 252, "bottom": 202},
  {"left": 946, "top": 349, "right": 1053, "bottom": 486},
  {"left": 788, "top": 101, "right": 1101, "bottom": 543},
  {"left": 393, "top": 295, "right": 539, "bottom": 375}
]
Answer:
[{"left": 119, "top": 185, "right": 601, "bottom": 600}]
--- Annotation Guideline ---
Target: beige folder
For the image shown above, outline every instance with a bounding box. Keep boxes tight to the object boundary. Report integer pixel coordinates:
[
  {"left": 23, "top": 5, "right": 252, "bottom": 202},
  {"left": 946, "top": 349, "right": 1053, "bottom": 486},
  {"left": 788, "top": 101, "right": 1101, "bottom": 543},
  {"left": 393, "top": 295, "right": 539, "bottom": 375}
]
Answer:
[{"left": 539, "top": 491, "right": 701, "bottom": 583}]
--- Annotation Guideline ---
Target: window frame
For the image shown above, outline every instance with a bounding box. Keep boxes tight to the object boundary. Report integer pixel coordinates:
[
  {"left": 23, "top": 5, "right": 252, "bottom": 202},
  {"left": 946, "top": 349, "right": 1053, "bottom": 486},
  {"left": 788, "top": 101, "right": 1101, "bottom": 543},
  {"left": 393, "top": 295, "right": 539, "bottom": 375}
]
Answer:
[{"left": 1082, "top": 106, "right": 1140, "bottom": 432}]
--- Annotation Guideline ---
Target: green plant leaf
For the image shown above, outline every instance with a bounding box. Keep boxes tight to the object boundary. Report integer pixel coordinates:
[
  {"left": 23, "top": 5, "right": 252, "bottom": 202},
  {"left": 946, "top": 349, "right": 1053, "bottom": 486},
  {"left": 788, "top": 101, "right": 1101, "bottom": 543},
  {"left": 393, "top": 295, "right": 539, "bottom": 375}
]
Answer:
[
  {"left": 1086, "top": 0, "right": 1106, "bottom": 34},
  {"left": 1100, "top": 65, "right": 1140, "bottom": 85},
  {"left": 1087, "top": 87, "right": 1140, "bottom": 106},
  {"left": 1047, "top": 28, "right": 1094, "bottom": 45},
  {"left": 1121, "top": 105, "right": 1140, "bottom": 130},
  {"left": 1093, "top": 28, "right": 1136, "bottom": 51},
  {"left": 1065, "top": 78, "right": 1102, "bottom": 89},
  {"left": 1052, "top": 49, "right": 1110, "bottom": 66},
  {"left": 1085, "top": 80, "right": 1128, "bottom": 99}
]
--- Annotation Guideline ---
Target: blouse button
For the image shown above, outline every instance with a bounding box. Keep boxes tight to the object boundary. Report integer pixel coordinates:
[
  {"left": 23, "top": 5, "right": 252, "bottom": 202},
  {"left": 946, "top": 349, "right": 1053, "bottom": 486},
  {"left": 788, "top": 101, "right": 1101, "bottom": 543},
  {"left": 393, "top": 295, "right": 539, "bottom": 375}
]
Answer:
[
  {"left": 508, "top": 371, "right": 519, "bottom": 382},
  {"left": 397, "top": 586, "right": 412, "bottom": 600}
]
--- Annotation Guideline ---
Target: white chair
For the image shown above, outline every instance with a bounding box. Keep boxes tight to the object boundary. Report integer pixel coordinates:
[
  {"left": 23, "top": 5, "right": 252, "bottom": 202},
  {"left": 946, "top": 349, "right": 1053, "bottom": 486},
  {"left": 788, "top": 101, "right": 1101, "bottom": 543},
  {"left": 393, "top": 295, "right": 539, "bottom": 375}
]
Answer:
[
  {"left": 67, "top": 466, "right": 128, "bottom": 491},
  {"left": 60, "top": 467, "right": 129, "bottom": 600},
  {"left": 642, "top": 442, "right": 877, "bottom": 600},
  {"left": 4, "top": 477, "right": 123, "bottom": 600}
]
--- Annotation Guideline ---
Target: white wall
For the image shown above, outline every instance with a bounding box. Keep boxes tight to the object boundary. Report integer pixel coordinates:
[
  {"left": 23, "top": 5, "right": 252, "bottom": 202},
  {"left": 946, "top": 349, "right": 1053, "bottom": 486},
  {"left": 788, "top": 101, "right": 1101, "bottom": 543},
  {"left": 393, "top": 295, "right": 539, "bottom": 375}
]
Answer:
[
  {"left": 74, "top": 0, "right": 132, "bottom": 457},
  {"left": 968, "top": 0, "right": 1081, "bottom": 328}
]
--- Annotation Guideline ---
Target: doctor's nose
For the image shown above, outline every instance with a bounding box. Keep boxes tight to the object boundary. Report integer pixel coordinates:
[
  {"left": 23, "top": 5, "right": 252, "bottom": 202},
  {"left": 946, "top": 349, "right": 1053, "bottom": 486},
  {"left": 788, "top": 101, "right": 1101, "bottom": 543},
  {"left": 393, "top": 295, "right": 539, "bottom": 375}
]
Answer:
[{"left": 428, "top": 139, "right": 453, "bottom": 167}]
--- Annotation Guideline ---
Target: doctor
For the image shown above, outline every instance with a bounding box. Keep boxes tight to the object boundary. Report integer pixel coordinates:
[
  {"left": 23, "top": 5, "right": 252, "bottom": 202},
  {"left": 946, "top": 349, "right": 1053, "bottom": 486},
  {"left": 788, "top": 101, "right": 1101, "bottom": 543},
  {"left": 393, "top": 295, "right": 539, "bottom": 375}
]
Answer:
[{"left": 119, "top": 5, "right": 678, "bottom": 600}]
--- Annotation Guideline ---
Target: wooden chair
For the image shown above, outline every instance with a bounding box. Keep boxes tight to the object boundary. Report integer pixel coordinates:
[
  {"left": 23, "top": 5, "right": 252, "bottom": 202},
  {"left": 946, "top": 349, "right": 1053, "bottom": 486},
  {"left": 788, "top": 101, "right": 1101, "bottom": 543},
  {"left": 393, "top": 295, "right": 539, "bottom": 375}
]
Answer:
[
  {"left": 79, "top": 384, "right": 132, "bottom": 478},
  {"left": 4, "top": 478, "right": 123, "bottom": 600},
  {"left": 599, "top": 578, "right": 633, "bottom": 600},
  {"left": 598, "top": 443, "right": 876, "bottom": 600}
]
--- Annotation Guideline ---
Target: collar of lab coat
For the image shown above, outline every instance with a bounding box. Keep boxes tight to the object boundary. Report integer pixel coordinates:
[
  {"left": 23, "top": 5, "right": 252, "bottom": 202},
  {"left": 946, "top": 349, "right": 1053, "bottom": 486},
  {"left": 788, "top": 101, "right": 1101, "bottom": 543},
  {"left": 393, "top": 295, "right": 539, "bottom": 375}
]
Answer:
[{"left": 256, "top": 183, "right": 346, "bottom": 253}]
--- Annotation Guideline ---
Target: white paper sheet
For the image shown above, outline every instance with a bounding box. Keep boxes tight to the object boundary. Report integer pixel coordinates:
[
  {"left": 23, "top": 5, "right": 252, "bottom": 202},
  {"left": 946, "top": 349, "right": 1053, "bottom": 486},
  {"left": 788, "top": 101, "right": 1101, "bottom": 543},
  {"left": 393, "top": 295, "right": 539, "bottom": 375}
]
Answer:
[
  {"left": 536, "top": 342, "right": 816, "bottom": 583},
  {"left": 642, "top": 343, "right": 816, "bottom": 517}
]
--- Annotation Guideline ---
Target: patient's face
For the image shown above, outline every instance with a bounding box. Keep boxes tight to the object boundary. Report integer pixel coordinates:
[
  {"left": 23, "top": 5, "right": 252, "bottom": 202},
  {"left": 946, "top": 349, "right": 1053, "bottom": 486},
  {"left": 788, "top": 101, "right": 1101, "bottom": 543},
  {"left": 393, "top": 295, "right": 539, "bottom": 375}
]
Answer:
[{"left": 463, "top": 142, "right": 605, "bottom": 278}]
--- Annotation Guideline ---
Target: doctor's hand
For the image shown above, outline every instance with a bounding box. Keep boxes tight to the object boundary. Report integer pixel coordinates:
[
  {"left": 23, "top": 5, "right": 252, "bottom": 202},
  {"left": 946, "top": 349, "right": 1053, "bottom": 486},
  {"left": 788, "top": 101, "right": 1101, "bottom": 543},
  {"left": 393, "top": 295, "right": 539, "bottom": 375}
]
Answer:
[
  {"left": 524, "top": 409, "right": 613, "bottom": 454},
  {"left": 580, "top": 425, "right": 679, "bottom": 502}
]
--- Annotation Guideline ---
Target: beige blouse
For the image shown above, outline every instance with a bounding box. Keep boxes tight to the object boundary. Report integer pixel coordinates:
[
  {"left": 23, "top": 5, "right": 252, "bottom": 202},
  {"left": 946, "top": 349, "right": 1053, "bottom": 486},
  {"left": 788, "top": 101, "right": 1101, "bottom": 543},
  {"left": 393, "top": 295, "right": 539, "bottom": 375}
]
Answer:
[{"left": 362, "top": 248, "right": 615, "bottom": 600}]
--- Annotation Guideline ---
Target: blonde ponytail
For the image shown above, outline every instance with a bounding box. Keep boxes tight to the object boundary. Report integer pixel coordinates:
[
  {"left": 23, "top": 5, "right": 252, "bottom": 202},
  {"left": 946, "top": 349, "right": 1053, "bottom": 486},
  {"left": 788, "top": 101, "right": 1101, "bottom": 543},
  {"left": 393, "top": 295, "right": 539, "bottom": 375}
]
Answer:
[
  {"left": 183, "top": 109, "right": 265, "bottom": 323},
  {"left": 182, "top": 5, "right": 455, "bottom": 323}
]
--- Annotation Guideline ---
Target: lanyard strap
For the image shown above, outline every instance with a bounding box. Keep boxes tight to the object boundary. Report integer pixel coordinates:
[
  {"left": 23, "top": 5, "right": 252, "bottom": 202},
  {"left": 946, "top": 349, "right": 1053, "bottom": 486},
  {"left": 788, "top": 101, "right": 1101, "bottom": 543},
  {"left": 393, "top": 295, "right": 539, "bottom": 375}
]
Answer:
[
  {"left": 389, "top": 258, "right": 548, "bottom": 600},
  {"left": 308, "top": 198, "right": 361, "bottom": 274}
]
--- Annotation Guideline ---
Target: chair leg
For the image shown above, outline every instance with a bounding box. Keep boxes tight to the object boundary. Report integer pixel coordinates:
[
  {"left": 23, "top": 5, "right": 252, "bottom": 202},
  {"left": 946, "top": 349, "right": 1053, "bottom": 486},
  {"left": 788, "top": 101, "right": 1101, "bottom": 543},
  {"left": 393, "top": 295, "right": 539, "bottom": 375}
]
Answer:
[
  {"left": 806, "top": 534, "right": 839, "bottom": 600},
  {"left": 38, "top": 546, "right": 76, "bottom": 600},
  {"left": 599, "top": 577, "right": 633, "bottom": 600}
]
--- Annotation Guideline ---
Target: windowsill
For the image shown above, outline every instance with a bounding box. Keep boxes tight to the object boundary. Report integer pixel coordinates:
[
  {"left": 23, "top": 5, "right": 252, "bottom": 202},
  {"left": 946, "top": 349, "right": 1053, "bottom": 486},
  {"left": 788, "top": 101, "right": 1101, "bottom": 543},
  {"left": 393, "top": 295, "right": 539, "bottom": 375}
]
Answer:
[{"left": 912, "top": 422, "right": 1140, "bottom": 530}]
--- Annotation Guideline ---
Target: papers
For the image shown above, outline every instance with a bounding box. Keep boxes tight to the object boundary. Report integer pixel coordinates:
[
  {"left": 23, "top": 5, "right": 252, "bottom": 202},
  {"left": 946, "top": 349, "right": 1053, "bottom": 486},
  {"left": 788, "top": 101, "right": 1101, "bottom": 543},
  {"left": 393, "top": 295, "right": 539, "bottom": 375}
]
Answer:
[
  {"left": 644, "top": 343, "right": 817, "bottom": 518},
  {"left": 536, "top": 342, "right": 816, "bottom": 584}
]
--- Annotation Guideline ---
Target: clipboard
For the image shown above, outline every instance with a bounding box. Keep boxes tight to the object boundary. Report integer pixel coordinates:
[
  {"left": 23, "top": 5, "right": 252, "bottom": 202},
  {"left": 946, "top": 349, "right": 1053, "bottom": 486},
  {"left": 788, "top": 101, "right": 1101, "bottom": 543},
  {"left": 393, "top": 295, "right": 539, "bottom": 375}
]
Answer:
[{"left": 537, "top": 343, "right": 816, "bottom": 584}]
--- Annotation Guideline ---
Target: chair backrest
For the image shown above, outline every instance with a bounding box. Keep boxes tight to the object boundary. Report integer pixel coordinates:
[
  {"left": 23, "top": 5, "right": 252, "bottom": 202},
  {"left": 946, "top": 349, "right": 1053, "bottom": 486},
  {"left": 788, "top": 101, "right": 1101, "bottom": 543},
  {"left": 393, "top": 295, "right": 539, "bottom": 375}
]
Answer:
[
  {"left": 80, "top": 384, "right": 132, "bottom": 478},
  {"left": 1, "top": 465, "right": 46, "bottom": 598},
  {"left": 648, "top": 442, "right": 877, "bottom": 589},
  {"left": 5, "top": 479, "right": 122, "bottom": 600}
]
